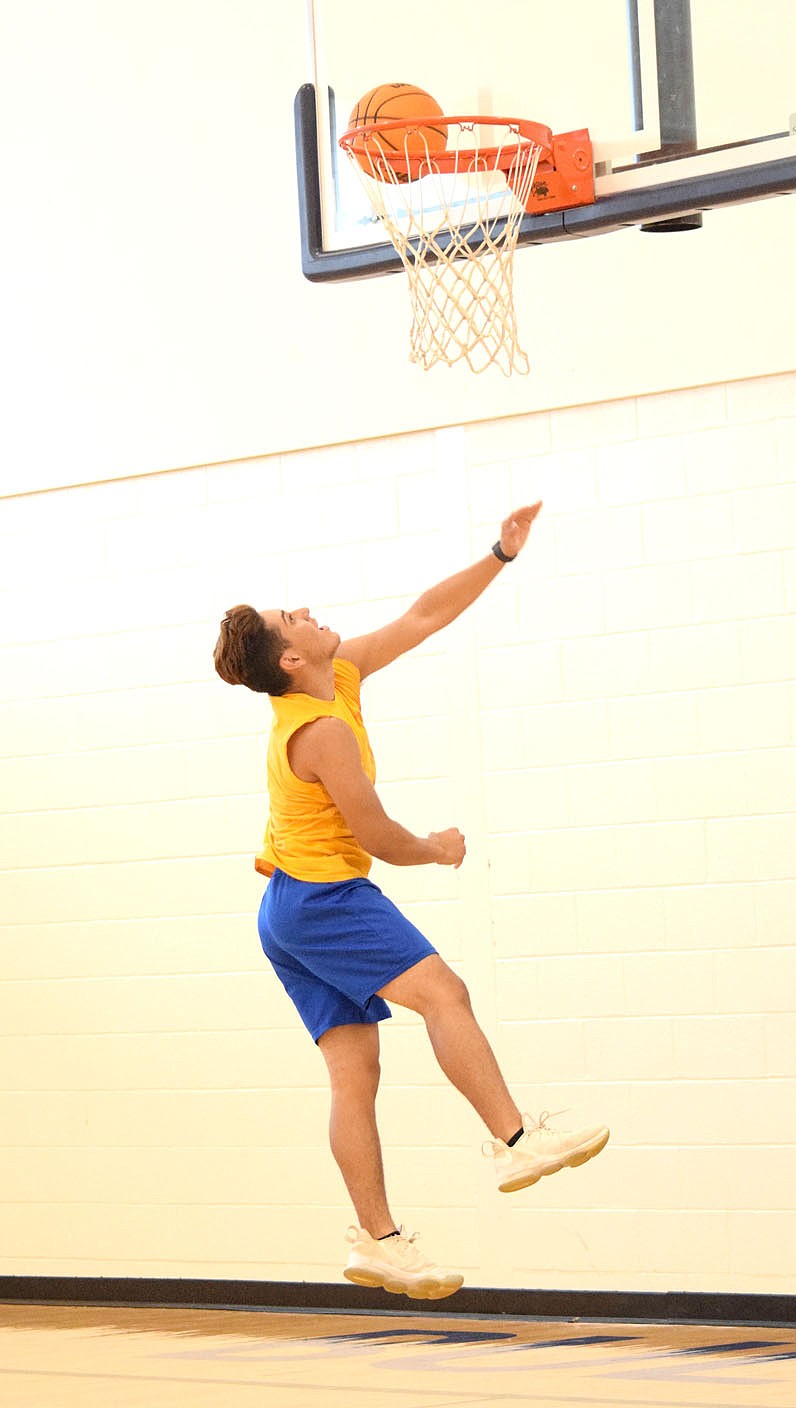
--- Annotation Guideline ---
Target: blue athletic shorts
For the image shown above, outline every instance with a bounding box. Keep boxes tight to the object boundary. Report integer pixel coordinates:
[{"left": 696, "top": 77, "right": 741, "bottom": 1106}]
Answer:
[{"left": 258, "top": 869, "right": 437, "bottom": 1043}]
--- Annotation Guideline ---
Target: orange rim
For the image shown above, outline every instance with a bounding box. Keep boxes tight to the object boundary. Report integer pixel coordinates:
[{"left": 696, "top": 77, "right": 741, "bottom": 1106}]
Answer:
[{"left": 340, "top": 114, "right": 553, "bottom": 179}]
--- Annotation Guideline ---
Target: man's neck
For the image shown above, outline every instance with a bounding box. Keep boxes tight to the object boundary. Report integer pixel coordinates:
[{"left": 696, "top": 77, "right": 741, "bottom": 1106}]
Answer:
[{"left": 285, "top": 661, "right": 336, "bottom": 701}]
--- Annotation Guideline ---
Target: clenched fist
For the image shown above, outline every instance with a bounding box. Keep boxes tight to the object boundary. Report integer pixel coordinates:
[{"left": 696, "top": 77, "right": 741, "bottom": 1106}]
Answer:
[{"left": 428, "top": 828, "right": 466, "bottom": 869}]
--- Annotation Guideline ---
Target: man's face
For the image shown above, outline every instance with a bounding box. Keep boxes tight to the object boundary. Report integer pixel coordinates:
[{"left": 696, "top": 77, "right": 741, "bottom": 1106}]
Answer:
[{"left": 260, "top": 607, "right": 340, "bottom": 665}]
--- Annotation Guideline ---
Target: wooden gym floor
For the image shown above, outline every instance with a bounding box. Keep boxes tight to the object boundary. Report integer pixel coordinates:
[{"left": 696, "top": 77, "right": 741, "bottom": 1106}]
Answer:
[{"left": 0, "top": 1302, "right": 794, "bottom": 1408}]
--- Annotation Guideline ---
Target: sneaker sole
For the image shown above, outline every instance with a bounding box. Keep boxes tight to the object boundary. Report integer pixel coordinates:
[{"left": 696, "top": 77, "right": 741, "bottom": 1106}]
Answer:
[
  {"left": 499, "top": 1127, "right": 610, "bottom": 1194},
  {"left": 344, "top": 1266, "right": 463, "bottom": 1300}
]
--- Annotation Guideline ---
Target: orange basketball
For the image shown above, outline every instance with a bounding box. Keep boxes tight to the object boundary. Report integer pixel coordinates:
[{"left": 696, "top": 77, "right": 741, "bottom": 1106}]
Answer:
[{"left": 347, "top": 82, "right": 447, "bottom": 178}]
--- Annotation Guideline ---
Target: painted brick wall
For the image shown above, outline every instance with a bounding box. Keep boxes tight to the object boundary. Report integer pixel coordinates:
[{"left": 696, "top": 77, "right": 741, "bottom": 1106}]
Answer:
[{"left": 1, "top": 373, "right": 794, "bottom": 1291}]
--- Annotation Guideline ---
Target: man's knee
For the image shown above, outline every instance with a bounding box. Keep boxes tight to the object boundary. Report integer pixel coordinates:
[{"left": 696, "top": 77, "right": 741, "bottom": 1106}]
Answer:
[
  {"left": 381, "top": 955, "right": 472, "bottom": 1017},
  {"left": 436, "top": 967, "right": 472, "bottom": 1013}
]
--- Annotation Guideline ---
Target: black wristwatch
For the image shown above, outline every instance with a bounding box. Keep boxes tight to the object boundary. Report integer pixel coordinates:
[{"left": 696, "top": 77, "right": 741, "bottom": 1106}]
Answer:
[{"left": 491, "top": 541, "right": 516, "bottom": 563}]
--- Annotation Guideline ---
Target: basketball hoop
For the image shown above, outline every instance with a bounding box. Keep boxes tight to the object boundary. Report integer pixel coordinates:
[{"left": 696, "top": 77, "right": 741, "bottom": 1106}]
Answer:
[{"left": 339, "top": 115, "right": 552, "bottom": 375}]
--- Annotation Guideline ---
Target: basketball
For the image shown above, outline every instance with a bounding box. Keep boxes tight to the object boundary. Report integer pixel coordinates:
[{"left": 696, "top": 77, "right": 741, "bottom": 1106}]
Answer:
[{"left": 347, "top": 82, "right": 447, "bottom": 178}]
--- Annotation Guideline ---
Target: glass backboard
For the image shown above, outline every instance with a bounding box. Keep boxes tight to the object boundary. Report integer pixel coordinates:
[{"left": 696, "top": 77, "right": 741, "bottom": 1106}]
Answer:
[{"left": 298, "top": 0, "right": 796, "bottom": 277}]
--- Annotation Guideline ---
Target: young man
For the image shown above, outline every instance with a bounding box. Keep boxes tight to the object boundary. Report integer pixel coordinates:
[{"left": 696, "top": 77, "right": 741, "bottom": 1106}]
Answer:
[{"left": 213, "top": 503, "right": 608, "bottom": 1300}]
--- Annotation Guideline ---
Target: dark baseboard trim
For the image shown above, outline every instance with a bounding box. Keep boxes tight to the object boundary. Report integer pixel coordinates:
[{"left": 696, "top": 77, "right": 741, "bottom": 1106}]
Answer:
[{"left": 0, "top": 1278, "right": 794, "bottom": 1325}]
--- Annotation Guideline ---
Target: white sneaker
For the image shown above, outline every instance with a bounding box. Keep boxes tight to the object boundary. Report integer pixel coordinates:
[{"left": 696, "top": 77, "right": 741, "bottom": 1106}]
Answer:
[
  {"left": 343, "top": 1225, "right": 464, "bottom": 1300},
  {"left": 484, "top": 1111, "right": 609, "bottom": 1193}
]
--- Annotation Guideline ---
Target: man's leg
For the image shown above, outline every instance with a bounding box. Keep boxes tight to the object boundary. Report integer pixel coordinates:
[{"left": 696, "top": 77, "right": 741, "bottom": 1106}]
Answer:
[
  {"left": 378, "top": 955, "right": 522, "bottom": 1141},
  {"left": 378, "top": 954, "right": 609, "bottom": 1191},
  {"left": 319, "top": 1019, "right": 464, "bottom": 1300},
  {"left": 317, "top": 1022, "right": 397, "bottom": 1239}
]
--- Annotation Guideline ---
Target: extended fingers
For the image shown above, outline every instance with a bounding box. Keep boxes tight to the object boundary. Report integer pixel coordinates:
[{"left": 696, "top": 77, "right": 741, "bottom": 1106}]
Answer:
[{"left": 500, "top": 502, "right": 542, "bottom": 552}]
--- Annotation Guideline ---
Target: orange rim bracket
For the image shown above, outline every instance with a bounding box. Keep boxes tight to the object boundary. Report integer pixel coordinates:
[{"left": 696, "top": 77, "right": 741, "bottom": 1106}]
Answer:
[{"left": 525, "top": 128, "right": 595, "bottom": 214}]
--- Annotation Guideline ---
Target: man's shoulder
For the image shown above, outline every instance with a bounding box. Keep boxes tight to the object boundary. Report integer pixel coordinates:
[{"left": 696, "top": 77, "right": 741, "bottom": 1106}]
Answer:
[
  {"left": 333, "top": 654, "right": 363, "bottom": 704},
  {"left": 289, "top": 713, "right": 359, "bottom": 779},
  {"left": 333, "top": 654, "right": 361, "bottom": 683}
]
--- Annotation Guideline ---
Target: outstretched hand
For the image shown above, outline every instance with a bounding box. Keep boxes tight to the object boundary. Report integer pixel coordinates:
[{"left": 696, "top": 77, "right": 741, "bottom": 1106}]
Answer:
[{"left": 498, "top": 502, "right": 543, "bottom": 560}]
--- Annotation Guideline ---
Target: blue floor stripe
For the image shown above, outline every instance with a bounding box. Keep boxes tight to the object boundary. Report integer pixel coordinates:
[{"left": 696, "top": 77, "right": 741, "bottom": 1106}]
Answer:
[{"left": 675, "top": 1340, "right": 781, "bottom": 1356}]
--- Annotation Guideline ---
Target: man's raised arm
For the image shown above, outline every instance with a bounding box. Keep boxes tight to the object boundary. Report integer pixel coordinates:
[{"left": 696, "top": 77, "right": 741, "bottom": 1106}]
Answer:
[{"left": 338, "top": 502, "right": 542, "bottom": 680}]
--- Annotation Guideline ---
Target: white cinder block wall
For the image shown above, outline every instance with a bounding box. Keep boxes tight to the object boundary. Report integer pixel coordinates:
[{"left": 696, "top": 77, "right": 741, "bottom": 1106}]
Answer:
[{"left": 1, "top": 373, "right": 794, "bottom": 1293}]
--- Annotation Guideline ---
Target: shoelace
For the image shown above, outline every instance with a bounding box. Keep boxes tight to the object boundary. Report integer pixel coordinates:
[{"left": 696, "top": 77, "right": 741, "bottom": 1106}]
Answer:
[
  {"left": 390, "top": 1229, "right": 427, "bottom": 1265},
  {"left": 482, "top": 1108, "right": 569, "bottom": 1159},
  {"left": 527, "top": 1108, "right": 568, "bottom": 1132}
]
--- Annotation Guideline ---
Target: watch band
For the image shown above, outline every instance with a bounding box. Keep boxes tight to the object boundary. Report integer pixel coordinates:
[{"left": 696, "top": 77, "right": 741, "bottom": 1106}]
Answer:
[{"left": 491, "top": 541, "right": 516, "bottom": 563}]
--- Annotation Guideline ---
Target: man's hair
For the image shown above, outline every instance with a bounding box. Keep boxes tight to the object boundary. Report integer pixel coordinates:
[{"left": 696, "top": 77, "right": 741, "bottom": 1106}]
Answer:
[{"left": 213, "top": 604, "right": 291, "bottom": 695}]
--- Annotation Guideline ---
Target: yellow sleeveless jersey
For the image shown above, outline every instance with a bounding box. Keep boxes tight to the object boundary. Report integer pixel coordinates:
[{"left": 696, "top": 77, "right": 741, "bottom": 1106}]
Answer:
[{"left": 255, "top": 657, "right": 376, "bottom": 882}]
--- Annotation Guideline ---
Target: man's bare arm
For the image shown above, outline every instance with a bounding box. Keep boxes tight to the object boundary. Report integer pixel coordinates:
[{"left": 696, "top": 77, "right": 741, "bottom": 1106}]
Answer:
[
  {"left": 338, "top": 503, "right": 542, "bottom": 679},
  {"left": 290, "top": 717, "right": 465, "bottom": 868}
]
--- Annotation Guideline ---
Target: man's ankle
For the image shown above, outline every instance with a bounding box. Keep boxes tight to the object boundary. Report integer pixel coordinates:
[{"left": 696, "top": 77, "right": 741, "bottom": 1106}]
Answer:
[{"left": 364, "top": 1221, "right": 400, "bottom": 1240}]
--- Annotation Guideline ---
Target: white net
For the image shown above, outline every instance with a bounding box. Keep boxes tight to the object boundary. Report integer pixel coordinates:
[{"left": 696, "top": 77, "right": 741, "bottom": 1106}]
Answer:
[{"left": 340, "top": 120, "right": 543, "bottom": 375}]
